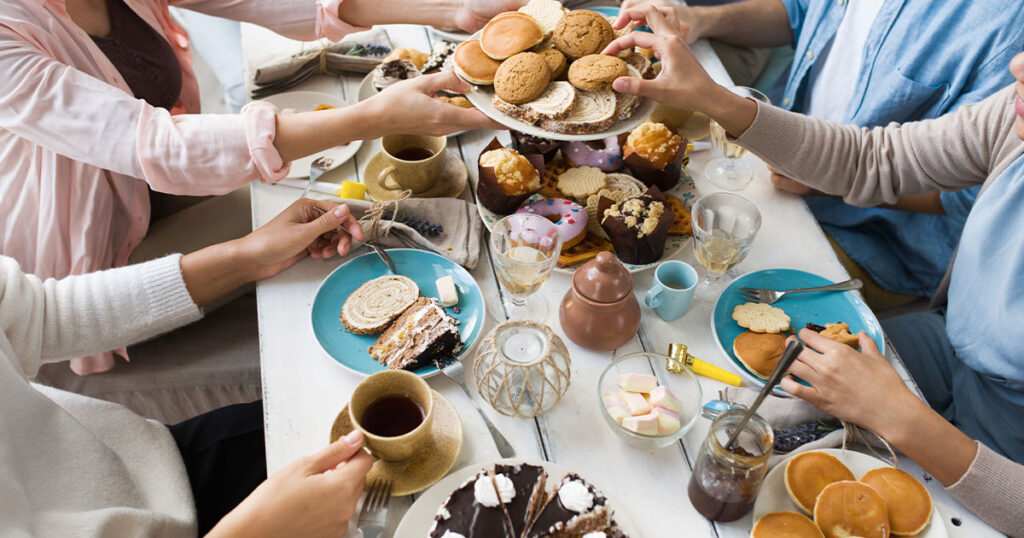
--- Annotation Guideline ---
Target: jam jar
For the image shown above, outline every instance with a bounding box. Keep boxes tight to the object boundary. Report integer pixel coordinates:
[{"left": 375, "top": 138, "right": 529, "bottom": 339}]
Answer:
[{"left": 687, "top": 409, "right": 774, "bottom": 522}]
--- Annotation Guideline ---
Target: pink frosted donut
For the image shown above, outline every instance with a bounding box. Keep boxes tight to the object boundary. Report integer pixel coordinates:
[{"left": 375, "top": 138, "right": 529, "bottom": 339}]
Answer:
[
  {"left": 561, "top": 135, "right": 624, "bottom": 172},
  {"left": 505, "top": 212, "right": 558, "bottom": 251},
  {"left": 516, "top": 198, "right": 588, "bottom": 249}
]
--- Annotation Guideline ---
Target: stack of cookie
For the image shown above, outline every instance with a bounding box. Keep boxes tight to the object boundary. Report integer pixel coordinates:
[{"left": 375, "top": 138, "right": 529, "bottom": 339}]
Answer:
[{"left": 453, "top": 0, "right": 654, "bottom": 135}]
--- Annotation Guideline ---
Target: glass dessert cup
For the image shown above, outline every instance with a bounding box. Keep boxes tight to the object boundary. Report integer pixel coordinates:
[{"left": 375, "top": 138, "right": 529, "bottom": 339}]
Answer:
[
  {"left": 597, "top": 352, "right": 703, "bottom": 450},
  {"left": 691, "top": 192, "right": 762, "bottom": 305},
  {"left": 490, "top": 213, "right": 563, "bottom": 321},
  {"left": 705, "top": 86, "right": 771, "bottom": 191}
]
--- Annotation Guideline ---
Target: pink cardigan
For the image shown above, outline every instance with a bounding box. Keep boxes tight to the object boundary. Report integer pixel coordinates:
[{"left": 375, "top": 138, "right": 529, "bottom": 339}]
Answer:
[{"left": 0, "top": 0, "right": 358, "bottom": 374}]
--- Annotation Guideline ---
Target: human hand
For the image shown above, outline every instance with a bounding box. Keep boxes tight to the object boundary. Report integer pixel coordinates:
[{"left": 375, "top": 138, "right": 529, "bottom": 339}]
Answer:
[
  {"left": 209, "top": 430, "right": 373, "bottom": 538},
  {"left": 454, "top": 0, "right": 526, "bottom": 32},
  {"left": 239, "top": 198, "right": 365, "bottom": 281},
  {"left": 781, "top": 330, "right": 920, "bottom": 436},
  {"left": 363, "top": 71, "right": 503, "bottom": 137},
  {"left": 768, "top": 167, "right": 819, "bottom": 196},
  {"left": 617, "top": 0, "right": 705, "bottom": 43}
]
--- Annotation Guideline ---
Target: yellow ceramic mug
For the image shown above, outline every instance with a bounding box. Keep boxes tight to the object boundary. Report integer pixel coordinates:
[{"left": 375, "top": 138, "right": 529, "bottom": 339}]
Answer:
[
  {"left": 378, "top": 134, "right": 448, "bottom": 193},
  {"left": 348, "top": 370, "right": 434, "bottom": 462}
]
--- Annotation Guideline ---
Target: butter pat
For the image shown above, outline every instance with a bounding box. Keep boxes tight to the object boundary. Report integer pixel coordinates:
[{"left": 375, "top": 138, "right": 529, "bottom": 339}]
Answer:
[
  {"left": 622, "top": 413, "right": 659, "bottom": 435},
  {"left": 649, "top": 386, "right": 683, "bottom": 414},
  {"left": 618, "top": 373, "right": 658, "bottom": 393},
  {"left": 435, "top": 275, "right": 459, "bottom": 307},
  {"left": 621, "top": 391, "right": 652, "bottom": 416},
  {"left": 650, "top": 407, "right": 681, "bottom": 435}
]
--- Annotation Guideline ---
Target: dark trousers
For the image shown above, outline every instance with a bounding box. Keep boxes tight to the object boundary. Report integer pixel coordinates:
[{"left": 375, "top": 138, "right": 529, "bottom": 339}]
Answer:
[{"left": 168, "top": 400, "right": 267, "bottom": 535}]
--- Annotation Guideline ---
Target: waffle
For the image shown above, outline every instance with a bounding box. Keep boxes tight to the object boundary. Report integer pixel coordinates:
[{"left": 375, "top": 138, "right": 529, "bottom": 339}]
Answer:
[
  {"left": 558, "top": 232, "right": 614, "bottom": 267},
  {"left": 665, "top": 194, "right": 691, "bottom": 236},
  {"left": 540, "top": 158, "right": 573, "bottom": 198}
]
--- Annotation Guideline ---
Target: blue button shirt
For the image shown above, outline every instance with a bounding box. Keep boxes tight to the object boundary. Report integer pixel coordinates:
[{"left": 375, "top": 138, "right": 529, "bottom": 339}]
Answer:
[{"left": 778, "top": 0, "right": 1024, "bottom": 296}]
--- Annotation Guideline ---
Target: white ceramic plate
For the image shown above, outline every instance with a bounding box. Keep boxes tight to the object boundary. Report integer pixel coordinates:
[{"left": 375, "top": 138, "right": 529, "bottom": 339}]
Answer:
[
  {"left": 357, "top": 74, "right": 469, "bottom": 138},
  {"left": 261, "top": 90, "right": 362, "bottom": 179},
  {"left": 394, "top": 458, "right": 639, "bottom": 537},
  {"left": 471, "top": 169, "right": 700, "bottom": 273},
  {"left": 753, "top": 448, "right": 948, "bottom": 538}
]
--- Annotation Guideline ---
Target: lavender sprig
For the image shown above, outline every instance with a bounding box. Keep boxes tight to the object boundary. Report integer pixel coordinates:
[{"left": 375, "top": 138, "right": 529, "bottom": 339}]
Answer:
[{"left": 392, "top": 213, "right": 443, "bottom": 237}]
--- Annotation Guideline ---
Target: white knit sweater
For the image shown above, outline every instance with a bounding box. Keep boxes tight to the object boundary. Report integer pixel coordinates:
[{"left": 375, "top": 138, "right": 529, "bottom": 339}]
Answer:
[{"left": 0, "top": 254, "right": 203, "bottom": 536}]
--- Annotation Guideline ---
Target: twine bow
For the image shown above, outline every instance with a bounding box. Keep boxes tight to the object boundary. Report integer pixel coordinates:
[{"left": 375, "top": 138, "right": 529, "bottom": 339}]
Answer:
[{"left": 358, "top": 190, "right": 411, "bottom": 244}]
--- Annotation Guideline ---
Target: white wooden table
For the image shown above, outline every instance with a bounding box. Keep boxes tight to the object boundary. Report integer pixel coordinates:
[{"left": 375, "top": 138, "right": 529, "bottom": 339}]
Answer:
[{"left": 240, "top": 17, "right": 996, "bottom": 538}]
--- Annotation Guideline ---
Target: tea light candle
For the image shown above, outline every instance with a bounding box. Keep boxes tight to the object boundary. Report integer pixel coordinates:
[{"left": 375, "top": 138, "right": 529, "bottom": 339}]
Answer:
[
  {"left": 473, "top": 320, "right": 571, "bottom": 418},
  {"left": 336, "top": 181, "right": 367, "bottom": 200}
]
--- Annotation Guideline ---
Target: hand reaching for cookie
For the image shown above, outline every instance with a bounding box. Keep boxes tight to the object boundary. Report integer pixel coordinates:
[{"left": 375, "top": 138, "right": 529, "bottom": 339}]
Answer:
[
  {"left": 363, "top": 72, "right": 503, "bottom": 137},
  {"left": 615, "top": 0, "right": 702, "bottom": 42}
]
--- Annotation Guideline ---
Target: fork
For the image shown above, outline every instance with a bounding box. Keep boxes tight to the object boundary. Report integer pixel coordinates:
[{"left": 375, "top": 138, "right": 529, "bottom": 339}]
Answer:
[
  {"left": 351, "top": 478, "right": 393, "bottom": 538},
  {"left": 435, "top": 359, "right": 516, "bottom": 458},
  {"left": 299, "top": 156, "right": 336, "bottom": 199},
  {"left": 740, "top": 278, "right": 863, "bottom": 305}
]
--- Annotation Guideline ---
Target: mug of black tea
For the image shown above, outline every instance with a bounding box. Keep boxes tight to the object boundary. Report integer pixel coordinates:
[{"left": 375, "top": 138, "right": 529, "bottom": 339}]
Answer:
[
  {"left": 379, "top": 134, "right": 448, "bottom": 193},
  {"left": 349, "top": 370, "right": 434, "bottom": 461}
]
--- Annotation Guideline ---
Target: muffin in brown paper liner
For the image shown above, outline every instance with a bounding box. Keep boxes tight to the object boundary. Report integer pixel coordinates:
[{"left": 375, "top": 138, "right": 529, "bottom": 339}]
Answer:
[
  {"left": 476, "top": 137, "right": 543, "bottom": 215},
  {"left": 619, "top": 129, "right": 687, "bottom": 192},
  {"left": 599, "top": 186, "right": 675, "bottom": 265}
]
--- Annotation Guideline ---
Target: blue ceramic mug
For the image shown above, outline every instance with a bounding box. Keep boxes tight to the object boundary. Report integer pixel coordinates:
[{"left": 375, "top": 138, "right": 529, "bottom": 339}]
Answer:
[{"left": 645, "top": 261, "right": 698, "bottom": 321}]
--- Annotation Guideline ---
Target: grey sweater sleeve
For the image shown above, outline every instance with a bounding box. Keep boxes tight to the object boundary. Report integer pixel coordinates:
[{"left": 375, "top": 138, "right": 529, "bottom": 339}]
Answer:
[
  {"left": 735, "top": 86, "right": 1017, "bottom": 207},
  {"left": 947, "top": 442, "right": 1024, "bottom": 537}
]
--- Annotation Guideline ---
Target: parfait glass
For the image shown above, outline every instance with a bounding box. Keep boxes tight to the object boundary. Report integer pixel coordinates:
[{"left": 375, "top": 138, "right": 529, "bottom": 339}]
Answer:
[
  {"left": 490, "top": 214, "right": 563, "bottom": 321},
  {"left": 705, "top": 86, "right": 771, "bottom": 191},
  {"left": 691, "top": 193, "right": 762, "bottom": 304}
]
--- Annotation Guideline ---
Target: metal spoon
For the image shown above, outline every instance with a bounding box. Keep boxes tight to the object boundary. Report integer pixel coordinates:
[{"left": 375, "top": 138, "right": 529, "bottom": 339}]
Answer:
[{"left": 724, "top": 339, "right": 804, "bottom": 451}]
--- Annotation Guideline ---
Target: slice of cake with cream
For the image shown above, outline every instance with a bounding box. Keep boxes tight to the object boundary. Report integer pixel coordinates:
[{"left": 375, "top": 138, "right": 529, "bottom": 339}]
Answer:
[{"left": 368, "top": 297, "right": 462, "bottom": 370}]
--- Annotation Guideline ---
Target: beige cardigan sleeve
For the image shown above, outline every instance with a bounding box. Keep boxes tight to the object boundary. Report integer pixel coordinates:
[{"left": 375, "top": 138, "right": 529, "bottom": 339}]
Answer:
[
  {"left": 735, "top": 86, "right": 1019, "bottom": 207},
  {"left": 947, "top": 443, "right": 1024, "bottom": 536}
]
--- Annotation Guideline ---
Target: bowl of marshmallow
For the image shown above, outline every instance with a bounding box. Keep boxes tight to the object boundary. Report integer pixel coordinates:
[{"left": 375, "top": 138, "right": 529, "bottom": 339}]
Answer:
[{"left": 597, "top": 352, "right": 703, "bottom": 449}]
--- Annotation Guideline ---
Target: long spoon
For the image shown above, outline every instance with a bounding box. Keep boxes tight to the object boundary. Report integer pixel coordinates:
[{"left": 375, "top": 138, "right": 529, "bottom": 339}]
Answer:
[{"left": 724, "top": 339, "right": 804, "bottom": 451}]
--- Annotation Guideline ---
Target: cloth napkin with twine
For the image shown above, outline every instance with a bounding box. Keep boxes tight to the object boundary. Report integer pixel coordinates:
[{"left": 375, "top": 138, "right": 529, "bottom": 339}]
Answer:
[
  {"left": 329, "top": 192, "right": 484, "bottom": 269},
  {"left": 725, "top": 387, "right": 897, "bottom": 470},
  {"left": 251, "top": 28, "right": 392, "bottom": 99}
]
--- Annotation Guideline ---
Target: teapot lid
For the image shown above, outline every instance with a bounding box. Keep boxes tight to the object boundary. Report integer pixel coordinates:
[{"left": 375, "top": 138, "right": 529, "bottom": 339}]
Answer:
[{"left": 572, "top": 251, "right": 634, "bottom": 303}]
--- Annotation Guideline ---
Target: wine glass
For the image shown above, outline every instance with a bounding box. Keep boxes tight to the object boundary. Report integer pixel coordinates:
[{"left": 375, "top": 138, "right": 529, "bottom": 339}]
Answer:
[
  {"left": 705, "top": 86, "right": 771, "bottom": 191},
  {"left": 490, "top": 213, "right": 563, "bottom": 321},
  {"left": 690, "top": 193, "right": 762, "bottom": 304}
]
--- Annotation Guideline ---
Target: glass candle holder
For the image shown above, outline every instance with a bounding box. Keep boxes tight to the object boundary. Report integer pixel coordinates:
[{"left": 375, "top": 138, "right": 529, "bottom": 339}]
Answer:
[{"left": 473, "top": 320, "right": 571, "bottom": 418}]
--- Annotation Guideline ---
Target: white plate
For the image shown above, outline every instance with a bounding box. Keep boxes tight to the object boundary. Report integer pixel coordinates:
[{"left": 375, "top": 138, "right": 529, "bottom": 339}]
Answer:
[
  {"left": 428, "top": 26, "right": 473, "bottom": 42},
  {"left": 471, "top": 170, "right": 700, "bottom": 274},
  {"left": 357, "top": 74, "right": 469, "bottom": 138},
  {"left": 753, "top": 448, "right": 948, "bottom": 538},
  {"left": 261, "top": 90, "right": 363, "bottom": 179},
  {"left": 394, "top": 458, "right": 639, "bottom": 537}
]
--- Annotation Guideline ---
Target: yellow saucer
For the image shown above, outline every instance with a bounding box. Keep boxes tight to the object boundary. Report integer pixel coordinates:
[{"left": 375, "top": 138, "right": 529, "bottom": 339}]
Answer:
[
  {"left": 330, "top": 389, "right": 463, "bottom": 496},
  {"left": 363, "top": 150, "right": 468, "bottom": 201}
]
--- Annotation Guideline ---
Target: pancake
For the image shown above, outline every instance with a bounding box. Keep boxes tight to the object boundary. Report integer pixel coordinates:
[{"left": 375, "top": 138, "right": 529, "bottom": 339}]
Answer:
[
  {"left": 785, "top": 451, "right": 856, "bottom": 514},
  {"left": 751, "top": 512, "right": 824, "bottom": 538},
  {"left": 813, "top": 481, "right": 890, "bottom": 538},
  {"left": 480, "top": 12, "right": 545, "bottom": 60},
  {"left": 860, "top": 468, "right": 932, "bottom": 535},
  {"left": 733, "top": 330, "right": 788, "bottom": 380},
  {"left": 453, "top": 40, "right": 502, "bottom": 85}
]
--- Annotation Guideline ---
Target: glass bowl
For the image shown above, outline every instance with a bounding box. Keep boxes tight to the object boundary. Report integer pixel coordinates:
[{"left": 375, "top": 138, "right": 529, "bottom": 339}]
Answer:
[{"left": 597, "top": 352, "right": 704, "bottom": 449}]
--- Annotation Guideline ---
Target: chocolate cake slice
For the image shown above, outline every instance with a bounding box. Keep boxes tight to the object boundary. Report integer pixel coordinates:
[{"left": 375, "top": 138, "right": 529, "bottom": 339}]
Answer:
[
  {"left": 524, "top": 473, "right": 612, "bottom": 538},
  {"left": 429, "top": 470, "right": 515, "bottom": 538},
  {"left": 368, "top": 297, "right": 462, "bottom": 370},
  {"left": 493, "top": 463, "right": 549, "bottom": 538}
]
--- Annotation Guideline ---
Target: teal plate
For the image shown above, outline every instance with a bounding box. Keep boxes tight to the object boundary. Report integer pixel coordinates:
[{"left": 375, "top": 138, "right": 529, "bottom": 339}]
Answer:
[
  {"left": 710, "top": 269, "right": 884, "bottom": 395},
  {"left": 588, "top": 6, "right": 652, "bottom": 32},
  {"left": 311, "top": 249, "right": 485, "bottom": 378}
]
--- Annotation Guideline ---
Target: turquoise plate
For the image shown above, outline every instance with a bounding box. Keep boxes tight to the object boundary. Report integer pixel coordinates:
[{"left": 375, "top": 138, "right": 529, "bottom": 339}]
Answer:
[
  {"left": 710, "top": 269, "right": 884, "bottom": 395},
  {"left": 311, "top": 249, "right": 485, "bottom": 378},
  {"left": 588, "top": 6, "right": 652, "bottom": 32}
]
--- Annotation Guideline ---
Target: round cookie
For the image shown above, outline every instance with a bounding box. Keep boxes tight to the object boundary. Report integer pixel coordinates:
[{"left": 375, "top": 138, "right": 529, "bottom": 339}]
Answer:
[
  {"left": 568, "top": 54, "right": 628, "bottom": 91},
  {"left": 538, "top": 47, "right": 568, "bottom": 79},
  {"left": 494, "top": 52, "right": 552, "bottom": 105},
  {"left": 552, "top": 10, "right": 615, "bottom": 60}
]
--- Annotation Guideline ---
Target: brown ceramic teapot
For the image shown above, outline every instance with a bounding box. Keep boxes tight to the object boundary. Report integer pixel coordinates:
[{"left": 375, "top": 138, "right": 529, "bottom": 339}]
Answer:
[{"left": 559, "top": 251, "right": 640, "bottom": 350}]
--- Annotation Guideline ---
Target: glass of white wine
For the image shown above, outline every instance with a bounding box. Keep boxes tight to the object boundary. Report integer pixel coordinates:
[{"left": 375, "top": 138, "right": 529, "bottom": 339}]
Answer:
[
  {"left": 690, "top": 193, "right": 762, "bottom": 304},
  {"left": 491, "top": 213, "right": 564, "bottom": 321},
  {"left": 705, "top": 86, "right": 771, "bottom": 191}
]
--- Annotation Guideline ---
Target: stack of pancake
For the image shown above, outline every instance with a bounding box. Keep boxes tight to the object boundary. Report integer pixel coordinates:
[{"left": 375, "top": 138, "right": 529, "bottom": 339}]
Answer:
[{"left": 752, "top": 451, "right": 934, "bottom": 538}]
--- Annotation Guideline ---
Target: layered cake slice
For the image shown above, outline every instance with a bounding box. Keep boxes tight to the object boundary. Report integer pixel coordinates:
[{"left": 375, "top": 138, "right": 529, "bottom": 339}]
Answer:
[
  {"left": 429, "top": 470, "right": 516, "bottom": 538},
  {"left": 368, "top": 297, "right": 462, "bottom": 370},
  {"left": 540, "top": 90, "right": 617, "bottom": 135},
  {"left": 493, "top": 81, "right": 577, "bottom": 124},
  {"left": 524, "top": 473, "right": 612, "bottom": 538},
  {"left": 493, "top": 463, "right": 549, "bottom": 537}
]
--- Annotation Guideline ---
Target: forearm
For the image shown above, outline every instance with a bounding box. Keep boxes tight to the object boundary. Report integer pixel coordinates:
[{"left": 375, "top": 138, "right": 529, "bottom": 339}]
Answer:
[
  {"left": 690, "top": 0, "right": 793, "bottom": 47},
  {"left": 179, "top": 240, "right": 260, "bottom": 309},
  {"left": 273, "top": 102, "right": 383, "bottom": 163},
  {"left": 339, "top": 0, "right": 460, "bottom": 29},
  {"left": 875, "top": 394, "right": 976, "bottom": 486}
]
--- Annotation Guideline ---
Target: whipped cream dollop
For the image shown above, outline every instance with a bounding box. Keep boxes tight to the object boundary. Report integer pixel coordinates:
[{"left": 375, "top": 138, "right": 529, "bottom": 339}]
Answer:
[
  {"left": 558, "top": 480, "right": 594, "bottom": 513},
  {"left": 438, "top": 507, "right": 451, "bottom": 520},
  {"left": 441, "top": 531, "right": 466, "bottom": 538},
  {"left": 474, "top": 474, "right": 516, "bottom": 507}
]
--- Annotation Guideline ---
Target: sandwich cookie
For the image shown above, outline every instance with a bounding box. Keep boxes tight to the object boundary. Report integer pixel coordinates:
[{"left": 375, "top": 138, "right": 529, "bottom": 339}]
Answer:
[
  {"left": 860, "top": 467, "right": 932, "bottom": 535},
  {"left": 494, "top": 52, "right": 552, "bottom": 105},
  {"left": 480, "top": 12, "right": 545, "bottom": 60},
  {"left": 733, "top": 330, "right": 787, "bottom": 380},
  {"left": 751, "top": 512, "right": 824, "bottom": 538},
  {"left": 518, "top": 0, "right": 566, "bottom": 36},
  {"left": 453, "top": 40, "right": 502, "bottom": 85},
  {"left": 785, "top": 451, "right": 856, "bottom": 514},
  {"left": 813, "top": 481, "right": 890, "bottom": 538}
]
